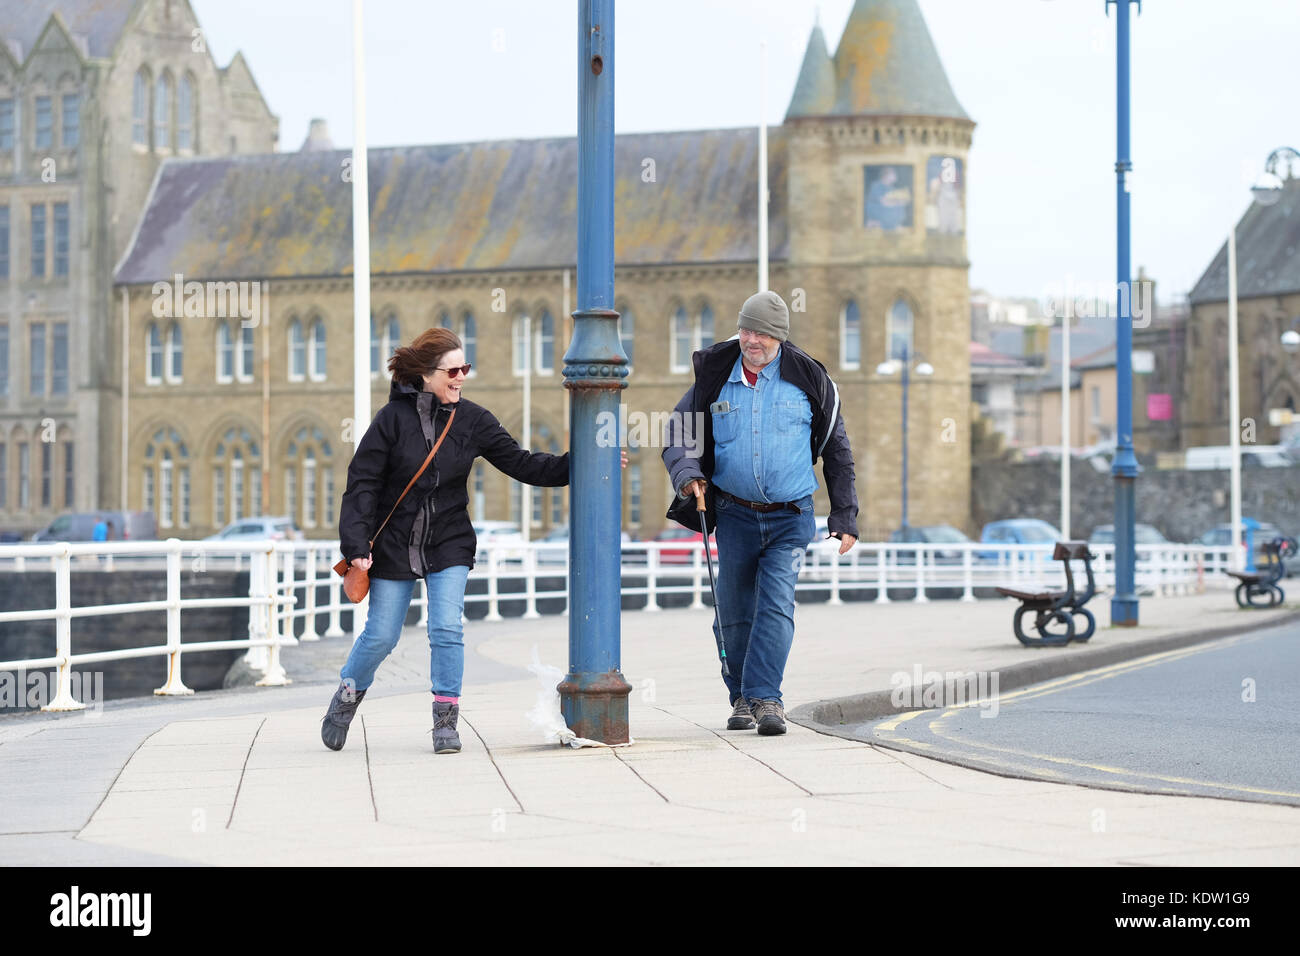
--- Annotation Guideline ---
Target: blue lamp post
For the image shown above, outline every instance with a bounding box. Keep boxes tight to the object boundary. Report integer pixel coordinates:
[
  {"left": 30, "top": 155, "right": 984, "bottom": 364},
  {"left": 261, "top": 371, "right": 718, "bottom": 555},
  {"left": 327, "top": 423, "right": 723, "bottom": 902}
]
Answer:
[
  {"left": 1108, "top": 0, "right": 1140, "bottom": 626},
  {"left": 876, "top": 345, "right": 933, "bottom": 530},
  {"left": 558, "top": 0, "right": 631, "bottom": 744}
]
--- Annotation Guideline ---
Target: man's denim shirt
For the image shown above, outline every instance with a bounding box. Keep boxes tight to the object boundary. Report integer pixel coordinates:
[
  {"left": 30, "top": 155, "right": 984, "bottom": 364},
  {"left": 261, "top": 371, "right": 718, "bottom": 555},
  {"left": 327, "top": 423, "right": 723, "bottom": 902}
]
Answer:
[{"left": 709, "top": 348, "right": 818, "bottom": 504}]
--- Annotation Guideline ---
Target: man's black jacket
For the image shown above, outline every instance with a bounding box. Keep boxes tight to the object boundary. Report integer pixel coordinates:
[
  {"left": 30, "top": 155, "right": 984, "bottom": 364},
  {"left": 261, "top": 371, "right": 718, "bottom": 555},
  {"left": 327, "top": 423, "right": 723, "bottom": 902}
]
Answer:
[
  {"left": 339, "top": 379, "right": 568, "bottom": 579},
  {"left": 661, "top": 338, "right": 859, "bottom": 538}
]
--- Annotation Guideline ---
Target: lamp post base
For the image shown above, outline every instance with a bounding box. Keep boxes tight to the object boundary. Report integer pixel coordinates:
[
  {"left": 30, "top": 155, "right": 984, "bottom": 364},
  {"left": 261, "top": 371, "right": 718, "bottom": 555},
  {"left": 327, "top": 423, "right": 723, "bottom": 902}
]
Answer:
[{"left": 558, "top": 670, "right": 632, "bottom": 744}]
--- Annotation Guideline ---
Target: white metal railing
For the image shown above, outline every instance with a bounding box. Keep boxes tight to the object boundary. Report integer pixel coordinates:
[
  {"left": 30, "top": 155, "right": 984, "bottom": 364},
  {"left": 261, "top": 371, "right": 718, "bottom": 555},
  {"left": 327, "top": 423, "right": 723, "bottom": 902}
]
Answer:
[{"left": 0, "top": 538, "right": 1234, "bottom": 710}]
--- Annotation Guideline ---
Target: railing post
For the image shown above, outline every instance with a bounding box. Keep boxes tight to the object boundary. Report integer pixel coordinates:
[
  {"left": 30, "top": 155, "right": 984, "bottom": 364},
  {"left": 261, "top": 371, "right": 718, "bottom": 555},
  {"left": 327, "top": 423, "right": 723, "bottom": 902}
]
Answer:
[
  {"left": 325, "top": 566, "right": 346, "bottom": 637},
  {"left": 688, "top": 545, "right": 704, "bottom": 610},
  {"left": 257, "top": 546, "right": 293, "bottom": 687},
  {"left": 645, "top": 545, "right": 660, "bottom": 612},
  {"left": 300, "top": 546, "right": 322, "bottom": 641},
  {"left": 961, "top": 544, "right": 976, "bottom": 602},
  {"left": 155, "top": 539, "right": 194, "bottom": 696},
  {"left": 279, "top": 545, "right": 298, "bottom": 643},
  {"left": 484, "top": 549, "right": 502, "bottom": 622},
  {"left": 41, "top": 545, "right": 85, "bottom": 711},
  {"left": 417, "top": 577, "right": 429, "bottom": 628},
  {"left": 874, "top": 543, "right": 890, "bottom": 603},
  {"left": 828, "top": 546, "right": 843, "bottom": 606},
  {"left": 523, "top": 546, "right": 541, "bottom": 620},
  {"left": 913, "top": 545, "right": 930, "bottom": 603},
  {"left": 244, "top": 547, "right": 271, "bottom": 671}
]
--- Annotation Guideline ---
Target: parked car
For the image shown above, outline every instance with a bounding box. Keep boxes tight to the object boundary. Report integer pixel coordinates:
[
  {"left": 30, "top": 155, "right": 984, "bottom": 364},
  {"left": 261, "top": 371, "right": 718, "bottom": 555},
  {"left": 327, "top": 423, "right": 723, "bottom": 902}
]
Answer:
[
  {"left": 1197, "top": 519, "right": 1292, "bottom": 573},
  {"left": 472, "top": 521, "right": 526, "bottom": 564},
  {"left": 534, "top": 524, "right": 633, "bottom": 566},
  {"left": 204, "top": 516, "right": 304, "bottom": 542},
  {"left": 652, "top": 526, "right": 718, "bottom": 564},
  {"left": 1088, "top": 524, "right": 1169, "bottom": 546},
  {"left": 977, "top": 518, "right": 1062, "bottom": 561},
  {"left": 888, "top": 524, "right": 972, "bottom": 562},
  {"left": 31, "top": 510, "right": 157, "bottom": 542},
  {"left": 1185, "top": 445, "right": 1296, "bottom": 470}
]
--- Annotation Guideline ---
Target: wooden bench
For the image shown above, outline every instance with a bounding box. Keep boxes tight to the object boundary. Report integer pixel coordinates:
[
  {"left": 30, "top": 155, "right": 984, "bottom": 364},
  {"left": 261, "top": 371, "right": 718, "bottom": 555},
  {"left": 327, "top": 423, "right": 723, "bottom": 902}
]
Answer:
[
  {"left": 1226, "top": 537, "right": 1294, "bottom": 608},
  {"left": 996, "top": 541, "right": 1097, "bottom": 646}
]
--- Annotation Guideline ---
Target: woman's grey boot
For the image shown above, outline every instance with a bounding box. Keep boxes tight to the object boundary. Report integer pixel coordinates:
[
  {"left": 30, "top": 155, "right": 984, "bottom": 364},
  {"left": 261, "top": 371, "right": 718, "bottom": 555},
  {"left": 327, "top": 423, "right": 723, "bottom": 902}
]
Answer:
[
  {"left": 432, "top": 700, "right": 461, "bottom": 754},
  {"left": 320, "top": 682, "right": 367, "bottom": 751}
]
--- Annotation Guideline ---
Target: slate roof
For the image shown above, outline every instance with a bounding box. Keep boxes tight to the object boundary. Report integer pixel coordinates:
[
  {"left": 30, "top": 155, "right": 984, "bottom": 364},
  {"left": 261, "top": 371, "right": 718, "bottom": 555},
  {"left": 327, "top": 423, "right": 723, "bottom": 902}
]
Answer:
[
  {"left": 115, "top": 127, "right": 789, "bottom": 283},
  {"left": 0, "top": 0, "right": 136, "bottom": 61},
  {"left": 1190, "top": 178, "right": 1300, "bottom": 304},
  {"left": 787, "top": 0, "right": 969, "bottom": 121}
]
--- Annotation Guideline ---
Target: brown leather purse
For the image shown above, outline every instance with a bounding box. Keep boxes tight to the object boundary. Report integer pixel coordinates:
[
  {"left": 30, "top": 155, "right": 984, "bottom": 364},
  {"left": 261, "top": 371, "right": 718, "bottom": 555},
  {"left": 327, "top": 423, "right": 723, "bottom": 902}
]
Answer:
[{"left": 333, "top": 408, "right": 456, "bottom": 603}]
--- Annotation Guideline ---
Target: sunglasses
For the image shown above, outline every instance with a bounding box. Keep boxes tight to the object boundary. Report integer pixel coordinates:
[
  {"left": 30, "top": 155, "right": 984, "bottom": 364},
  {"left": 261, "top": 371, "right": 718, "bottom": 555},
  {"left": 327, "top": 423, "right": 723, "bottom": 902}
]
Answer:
[{"left": 435, "top": 364, "right": 472, "bottom": 378}]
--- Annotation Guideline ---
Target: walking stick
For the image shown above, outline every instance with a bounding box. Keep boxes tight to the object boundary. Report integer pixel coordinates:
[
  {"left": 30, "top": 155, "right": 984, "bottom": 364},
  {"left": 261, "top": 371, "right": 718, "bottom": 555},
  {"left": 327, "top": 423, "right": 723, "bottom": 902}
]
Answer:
[{"left": 696, "top": 488, "right": 730, "bottom": 678}]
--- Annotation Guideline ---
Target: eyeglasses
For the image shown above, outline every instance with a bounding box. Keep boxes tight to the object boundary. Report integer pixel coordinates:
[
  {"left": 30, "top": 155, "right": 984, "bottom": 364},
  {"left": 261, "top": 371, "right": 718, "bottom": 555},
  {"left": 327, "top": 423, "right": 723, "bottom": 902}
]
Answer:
[{"left": 435, "top": 364, "right": 472, "bottom": 378}]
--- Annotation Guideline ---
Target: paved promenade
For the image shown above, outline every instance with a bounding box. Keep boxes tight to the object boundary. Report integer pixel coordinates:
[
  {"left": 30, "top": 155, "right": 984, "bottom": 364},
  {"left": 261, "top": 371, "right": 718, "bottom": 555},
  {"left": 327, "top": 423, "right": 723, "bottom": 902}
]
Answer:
[{"left": 2, "top": 593, "right": 1299, "bottom": 866}]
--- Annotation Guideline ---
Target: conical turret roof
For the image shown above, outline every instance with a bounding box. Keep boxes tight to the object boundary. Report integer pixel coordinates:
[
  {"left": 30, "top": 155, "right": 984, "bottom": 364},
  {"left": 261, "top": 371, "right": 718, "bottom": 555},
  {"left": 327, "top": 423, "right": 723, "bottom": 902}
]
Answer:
[{"left": 785, "top": 22, "right": 836, "bottom": 120}]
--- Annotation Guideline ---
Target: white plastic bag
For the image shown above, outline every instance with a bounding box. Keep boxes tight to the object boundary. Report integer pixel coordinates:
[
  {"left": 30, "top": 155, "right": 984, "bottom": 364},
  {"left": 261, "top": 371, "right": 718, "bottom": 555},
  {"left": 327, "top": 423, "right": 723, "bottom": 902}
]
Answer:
[{"left": 526, "top": 646, "right": 633, "bottom": 748}]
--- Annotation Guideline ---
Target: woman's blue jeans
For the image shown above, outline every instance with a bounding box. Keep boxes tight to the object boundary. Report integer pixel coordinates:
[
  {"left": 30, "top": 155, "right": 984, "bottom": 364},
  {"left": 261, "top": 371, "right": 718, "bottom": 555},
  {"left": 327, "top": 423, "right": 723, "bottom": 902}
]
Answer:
[{"left": 339, "top": 565, "right": 471, "bottom": 697}]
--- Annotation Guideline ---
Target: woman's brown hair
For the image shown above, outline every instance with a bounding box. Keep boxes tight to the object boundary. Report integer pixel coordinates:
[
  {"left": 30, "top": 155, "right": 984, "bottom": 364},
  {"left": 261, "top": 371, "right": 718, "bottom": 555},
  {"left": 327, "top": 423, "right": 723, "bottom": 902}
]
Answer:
[{"left": 388, "top": 327, "right": 462, "bottom": 388}]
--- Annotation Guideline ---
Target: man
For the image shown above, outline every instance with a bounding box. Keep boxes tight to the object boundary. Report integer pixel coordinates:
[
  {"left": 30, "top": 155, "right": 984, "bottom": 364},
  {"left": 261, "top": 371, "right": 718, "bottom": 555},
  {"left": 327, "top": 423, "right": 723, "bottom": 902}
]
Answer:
[{"left": 662, "top": 290, "right": 858, "bottom": 735}]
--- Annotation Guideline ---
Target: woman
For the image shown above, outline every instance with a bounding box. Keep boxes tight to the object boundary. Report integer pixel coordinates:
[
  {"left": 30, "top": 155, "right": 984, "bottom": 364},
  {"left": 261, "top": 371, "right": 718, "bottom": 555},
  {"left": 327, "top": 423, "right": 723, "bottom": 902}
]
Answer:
[{"left": 322, "top": 326, "right": 568, "bottom": 754}]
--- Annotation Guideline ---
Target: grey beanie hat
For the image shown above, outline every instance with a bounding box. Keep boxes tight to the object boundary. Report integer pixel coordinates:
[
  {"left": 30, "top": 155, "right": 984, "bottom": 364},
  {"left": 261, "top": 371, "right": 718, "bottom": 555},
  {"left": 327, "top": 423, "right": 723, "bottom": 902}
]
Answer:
[{"left": 738, "top": 290, "right": 790, "bottom": 342}]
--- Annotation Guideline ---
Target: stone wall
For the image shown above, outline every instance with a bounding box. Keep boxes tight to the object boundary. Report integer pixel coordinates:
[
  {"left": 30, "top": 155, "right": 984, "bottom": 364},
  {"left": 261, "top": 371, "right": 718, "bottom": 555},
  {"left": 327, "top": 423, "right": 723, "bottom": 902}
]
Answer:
[{"left": 971, "top": 458, "right": 1300, "bottom": 542}]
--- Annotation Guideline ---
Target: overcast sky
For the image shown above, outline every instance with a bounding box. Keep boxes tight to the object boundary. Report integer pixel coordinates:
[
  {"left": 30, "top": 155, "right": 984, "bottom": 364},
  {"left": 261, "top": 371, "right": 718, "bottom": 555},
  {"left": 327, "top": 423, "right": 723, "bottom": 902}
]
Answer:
[{"left": 190, "top": 0, "right": 1299, "bottom": 304}]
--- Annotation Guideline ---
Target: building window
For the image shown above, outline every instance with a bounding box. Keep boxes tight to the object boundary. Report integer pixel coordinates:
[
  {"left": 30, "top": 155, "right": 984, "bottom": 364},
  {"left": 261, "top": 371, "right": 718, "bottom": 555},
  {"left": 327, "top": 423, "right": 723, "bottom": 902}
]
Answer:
[
  {"left": 177, "top": 75, "right": 194, "bottom": 151},
  {"left": 61, "top": 93, "right": 79, "bottom": 148},
  {"left": 250, "top": 466, "right": 262, "bottom": 516},
  {"left": 463, "top": 312, "right": 477, "bottom": 373},
  {"left": 1090, "top": 386, "right": 1101, "bottom": 421},
  {"left": 34, "top": 96, "right": 52, "bottom": 149},
  {"left": 154, "top": 73, "right": 172, "bottom": 150},
  {"left": 323, "top": 468, "right": 335, "bottom": 525},
  {"left": 146, "top": 323, "right": 162, "bottom": 383},
  {"left": 52, "top": 322, "right": 67, "bottom": 394},
  {"left": 29, "top": 324, "right": 45, "bottom": 396},
  {"left": 213, "top": 428, "right": 260, "bottom": 526},
  {"left": 841, "top": 300, "right": 861, "bottom": 370},
  {"left": 671, "top": 307, "right": 691, "bottom": 373},
  {"left": 371, "top": 312, "right": 399, "bottom": 376},
  {"left": 231, "top": 452, "right": 244, "bottom": 522},
  {"left": 303, "top": 449, "right": 317, "bottom": 528},
  {"left": 160, "top": 450, "right": 174, "bottom": 528},
  {"left": 620, "top": 307, "right": 635, "bottom": 368},
  {"left": 40, "top": 442, "right": 52, "bottom": 508},
  {"left": 238, "top": 324, "right": 254, "bottom": 381},
  {"left": 216, "top": 322, "right": 233, "bottom": 382},
  {"left": 288, "top": 318, "right": 305, "bottom": 381},
  {"left": 30, "top": 205, "right": 46, "bottom": 277},
  {"left": 165, "top": 321, "right": 182, "bottom": 382},
  {"left": 0, "top": 323, "right": 8, "bottom": 396},
  {"left": 0, "top": 99, "right": 13, "bottom": 149},
  {"left": 285, "top": 427, "right": 332, "bottom": 528},
  {"left": 628, "top": 464, "right": 642, "bottom": 526},
  {"left": 213, "top": 465, "right": 225, "bottom": 526},
  {"left": 132, "top": 70, "right": 149, "bottom": 146},
  {"left": 179, "top": 465, "right": 190, "bottom": 527},
  {"left": 309, "top": 318, "right": 326, "bottom": 380},
  {"left": 63, "top": 441, "right": 73, "bottom": 509},
  {"left": 887, "top": 298, "right": 914, "bottom": 361},
  {"left": 142, "top": 464, "right": 154, "bottom": 514},
  {"left": 140, "top": 428, "right": 190, "bottom": 528},
  {"left": 0, "top": 206, "right": 8, "bottom": 279},
  {"left": 53, "top": 203, "right": 68, "bottom": 276},
  {"left": 536, "top": 310, "right": 554, "bottom": 374},
  {"left": 699, "top": 305, "right": 715, "bottom": 349},
  {"left": 18, "top": 442, "right": 29, "bottom": 509},
  {"left": 285, "top": 468, "right": 297, "bottom": 526}
]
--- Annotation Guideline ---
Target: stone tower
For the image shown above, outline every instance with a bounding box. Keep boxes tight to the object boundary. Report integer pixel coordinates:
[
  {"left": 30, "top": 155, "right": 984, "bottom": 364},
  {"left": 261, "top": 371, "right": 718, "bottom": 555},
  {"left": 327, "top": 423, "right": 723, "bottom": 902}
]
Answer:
[{"left": 781, "top": 0, "right": 975, "bottom": 534}]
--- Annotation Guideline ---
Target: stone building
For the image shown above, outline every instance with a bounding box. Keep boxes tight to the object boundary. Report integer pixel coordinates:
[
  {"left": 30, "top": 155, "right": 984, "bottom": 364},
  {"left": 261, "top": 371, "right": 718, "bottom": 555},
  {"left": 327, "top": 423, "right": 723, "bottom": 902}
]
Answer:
[
  {"left": 0, "top": 0, "right": 277, "bottom": 535},
  {"left": 1182, "top": 174, "right": 1300, "bottom": 450},
  {"left": 110, "top": 0, "right": 975, "bottom": 542}
]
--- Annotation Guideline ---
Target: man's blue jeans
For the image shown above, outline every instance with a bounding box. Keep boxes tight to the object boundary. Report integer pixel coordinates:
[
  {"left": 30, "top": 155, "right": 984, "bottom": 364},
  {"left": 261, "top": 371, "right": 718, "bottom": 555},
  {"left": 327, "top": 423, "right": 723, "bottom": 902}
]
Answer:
[
  {"left": 710, "top": 493, "right": 815, "bottom": 706},
  {"left": 339, "top": 565, "right": 471, "bottom": 696}
]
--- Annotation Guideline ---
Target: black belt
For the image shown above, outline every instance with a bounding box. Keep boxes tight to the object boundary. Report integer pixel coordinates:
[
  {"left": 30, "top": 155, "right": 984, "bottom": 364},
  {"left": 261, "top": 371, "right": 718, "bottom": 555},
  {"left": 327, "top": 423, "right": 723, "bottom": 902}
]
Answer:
[{"left": 715, "top": 488, "right": 803, "bottom": 514}]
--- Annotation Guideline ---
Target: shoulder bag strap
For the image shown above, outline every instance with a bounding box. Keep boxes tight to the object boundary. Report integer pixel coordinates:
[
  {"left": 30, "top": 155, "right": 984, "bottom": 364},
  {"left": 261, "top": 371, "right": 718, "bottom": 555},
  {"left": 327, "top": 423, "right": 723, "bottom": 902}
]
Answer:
[{"left": 367, "top": 407, "right": 456, "bottom": 551}]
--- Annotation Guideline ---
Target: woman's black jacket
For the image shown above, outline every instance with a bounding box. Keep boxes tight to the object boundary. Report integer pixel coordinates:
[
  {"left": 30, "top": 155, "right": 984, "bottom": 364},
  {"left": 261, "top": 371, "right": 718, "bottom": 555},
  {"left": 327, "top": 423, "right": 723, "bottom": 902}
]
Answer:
[{"left": 338, "top": 379, "right": 569, "bottom": 579}]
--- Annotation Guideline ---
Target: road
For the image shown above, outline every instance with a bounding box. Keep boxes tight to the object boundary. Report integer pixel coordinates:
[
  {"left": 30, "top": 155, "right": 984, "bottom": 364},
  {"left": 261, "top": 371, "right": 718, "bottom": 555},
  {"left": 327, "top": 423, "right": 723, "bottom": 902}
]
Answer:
[{"left": 856, "top": 620, "right": 1300, "bottom": 806}]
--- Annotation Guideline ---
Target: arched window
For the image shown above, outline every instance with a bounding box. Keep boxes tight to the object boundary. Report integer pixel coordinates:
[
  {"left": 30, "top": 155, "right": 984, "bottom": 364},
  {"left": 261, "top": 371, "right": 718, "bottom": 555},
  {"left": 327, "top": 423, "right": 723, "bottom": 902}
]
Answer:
[
  {"left": 288, "top": 318, "right": 305, "bottom": 381},
  {"left": 238, "top": 324, "right": 254, "bottom": 381},
  {"left": 371, "top": 311, "right": 399, "bottom": 376},
  {"left": 177, "top": 73, "right": 195, "bottom": 151},
  {"left": 462, "top": 311, "right": 477, "bottom": 374},
  {"left": 165, "top": 321, "right": 182, "bottom": 382},
  {"left": 438, "top": 310, "right": 452, "bottom": 330},
  {"left": 841, "top": 300, "right": 861, "bottom": 370},
  {"left": 146, "top": 323, "right": 162, "bottom": 384},
  {"left": 699, "top": 305, "right": 715, "bottom": 349},
  {"left": 153, "top": 71, "right": 172, "bottom": 150},
  {"left": 671, "top": 306, "right": 692, "bottom": 373},
  {"left": 211, "top": 427, "right": 260, "bottom": 527},
  {"left": 887, "top": 298, "right": 914, "bottom": 362},
  {"left": 536, "top": 310, "right": 554, "bottom": 374},
  {"left": 309, "top": 318, "right": 326, "bottom": 380},
  {"left": 284, "top": 426, "right": 334, "bottom": 529},
  {"left": 132, "top": 68, "right": 149, "bottom": 145},
  {"left": 142, "top": 427, "right": 189, "bottom": 528},
  {"left": 216, "top": 322, "right": 233, "bottom": 382},
  {"left": 619, "top": 306, "right": 635, "bottom": 368}
]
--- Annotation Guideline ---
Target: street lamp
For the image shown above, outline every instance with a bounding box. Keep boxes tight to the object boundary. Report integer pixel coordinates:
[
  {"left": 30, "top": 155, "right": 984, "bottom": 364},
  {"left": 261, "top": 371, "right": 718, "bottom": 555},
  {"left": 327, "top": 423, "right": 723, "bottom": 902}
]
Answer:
[
  {"left": 1225, "top": 147, "right": 1298, "bottom": 570},
  {"left": 876, "top": 345, "right": 933, "bottom": 530}
]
